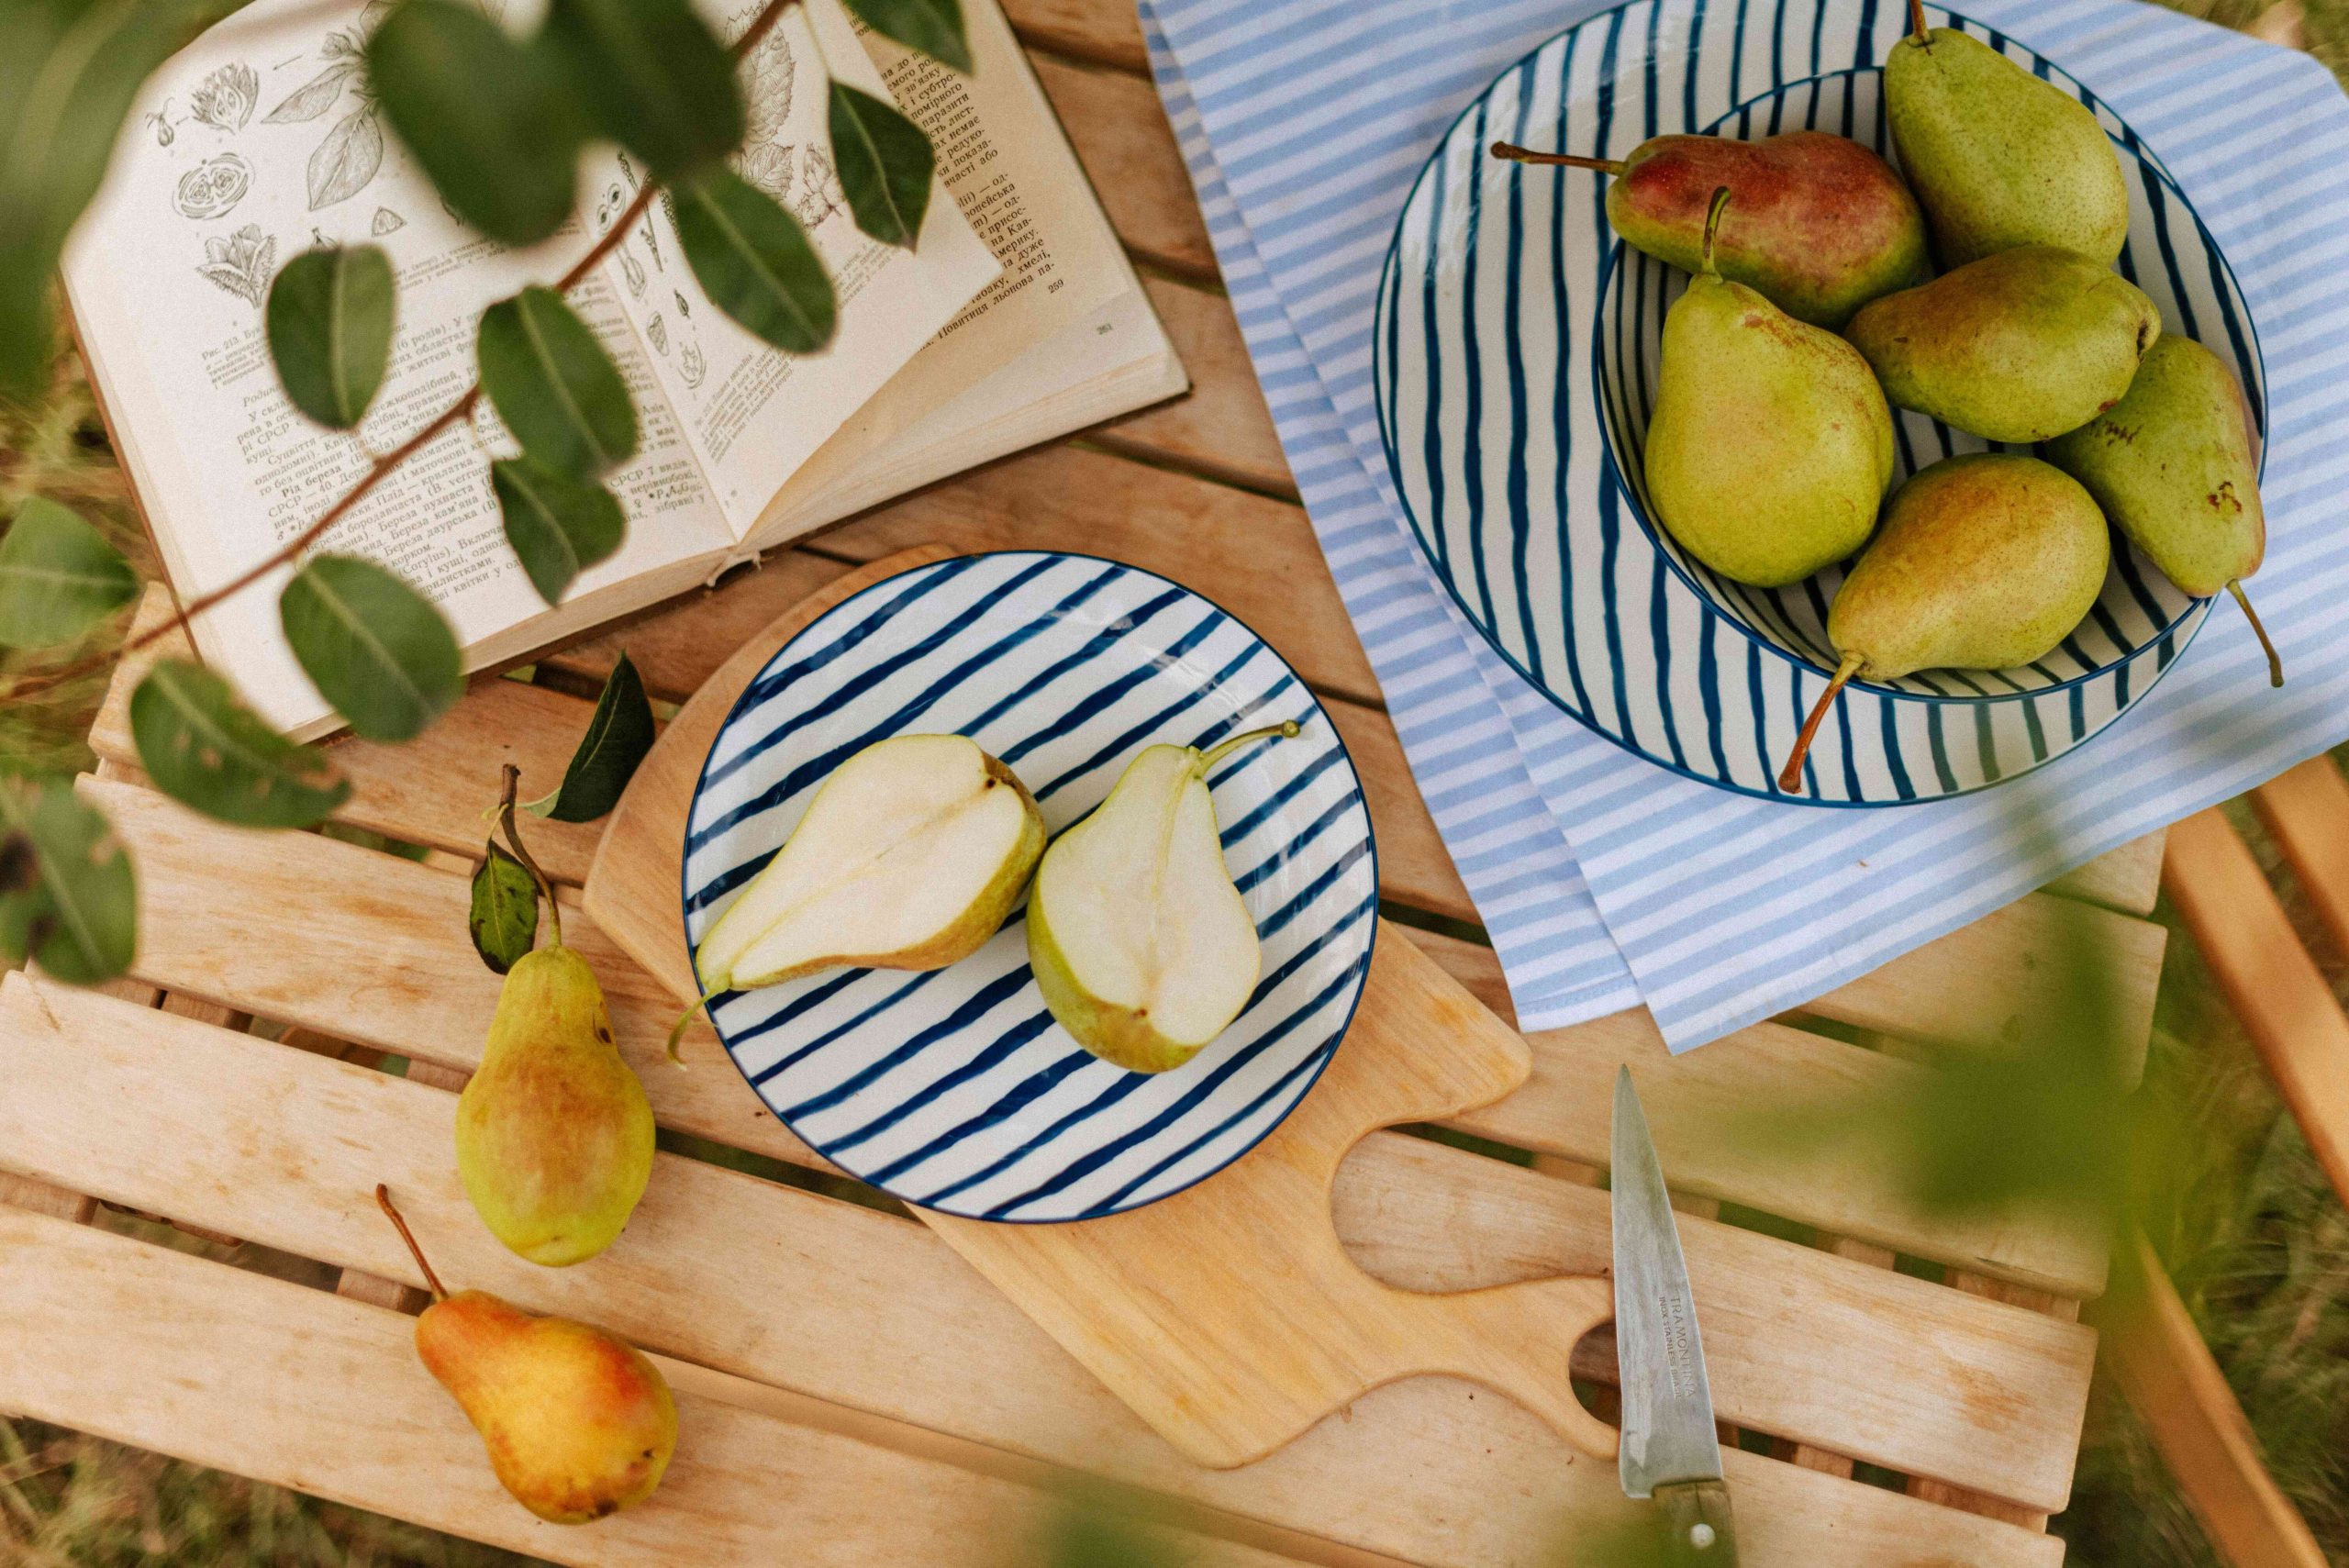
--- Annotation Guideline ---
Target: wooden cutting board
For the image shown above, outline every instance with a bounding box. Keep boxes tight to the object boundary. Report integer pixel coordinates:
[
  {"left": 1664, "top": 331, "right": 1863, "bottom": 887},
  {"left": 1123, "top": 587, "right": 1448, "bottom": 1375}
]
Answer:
[{"left": 584, "top": 548, "right": 1619, "bottom": 1470}]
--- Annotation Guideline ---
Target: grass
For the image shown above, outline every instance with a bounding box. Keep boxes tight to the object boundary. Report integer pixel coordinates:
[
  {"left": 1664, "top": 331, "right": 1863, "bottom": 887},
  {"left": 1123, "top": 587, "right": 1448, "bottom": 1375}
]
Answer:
[{"left": 7, "top": 9, "right": 2349, "bottom": 1560}]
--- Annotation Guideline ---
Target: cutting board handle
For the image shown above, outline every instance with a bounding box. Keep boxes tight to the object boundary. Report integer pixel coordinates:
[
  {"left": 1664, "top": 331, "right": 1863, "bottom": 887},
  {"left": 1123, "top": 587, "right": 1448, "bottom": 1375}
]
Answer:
[{"left": 1352, "top": 1270, "right": 1621, "bottom": 1463}]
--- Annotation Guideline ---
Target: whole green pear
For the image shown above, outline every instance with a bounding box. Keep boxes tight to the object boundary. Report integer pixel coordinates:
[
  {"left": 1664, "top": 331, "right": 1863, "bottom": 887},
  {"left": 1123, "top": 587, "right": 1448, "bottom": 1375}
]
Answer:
[
  {"left": 1778, "top": 453, "right": 2109, "bottom": 792},
  {"left": 377, "top": 1188, "right": 677, "bottom": 1524},
  {"left": 2048, "top": 337, "right": 2280, "bottom": 684},
  {"left": 1493, "top": 129, "right": 1927, "bottom": 327},
  {"left": 457, "top": 943, "right": 655, "bottom": 1267},
  {"left": 1843, "top": 246, "right": 2158, "bottom": 443},
  {"left": 1643, "top": 188, "right": 1895, "bottom": 589},
  {"left": 1884, "top": 8, "right": 2129, "bottom": 268}
]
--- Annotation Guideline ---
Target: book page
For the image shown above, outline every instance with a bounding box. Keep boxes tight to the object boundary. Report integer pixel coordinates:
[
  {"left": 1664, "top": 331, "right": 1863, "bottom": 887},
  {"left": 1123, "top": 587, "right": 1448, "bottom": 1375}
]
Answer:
[
  {"left": 598, "top": 0, "right": 1000, "bottom": 534},
  {"left": 741, "top": 0, "right": 1164, "bottom": 543},
  {"left": 61, "top": 0, "right": 737, "bottom": 734}
]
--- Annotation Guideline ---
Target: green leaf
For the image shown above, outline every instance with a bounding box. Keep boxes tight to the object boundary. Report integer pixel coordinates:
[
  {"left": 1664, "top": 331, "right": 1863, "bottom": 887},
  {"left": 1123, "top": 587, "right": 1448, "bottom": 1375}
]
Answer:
[
  {"left": 365, "top": 0, "right": 583, "bottom": 246},
  {"left": 468, "top": 838, "right": 539, "bottom": 973},
  {"left": 843, "top": 0, "right": 972, "bottom": 73},
  {"left": 0, "top": 774, "right": 136, "bottom": 985},
  {"left": 0, "top": 496, "right": 139, "bottom": 649},
  {"left": 130, "top": 660, "right": 352, "bottom": 828},
  {"left": 524, "top": 651, "right": 653, "bottom": 823},
  {"left": 540, "top": 0, "right": 742, "bottom": 182},
  {"left": 477, "top": 285, "right": 639, "bottom": 480},
  {"left": 492, "top": 457, "right": 624, "bottom": 606},
  {"left": 827, "top": 82, "right": 934, "bottom": 248},
  {"left": 0, "top": 0, "right": 217, "bottom": 394},
  {"left": 266, "top": 246, "right": 396, "bottom": 431},
  {"left": 673, "top": 168, "right": 836, "bottom": 355},
  {"left": 279, "top": 554, "right": 463, "bottom": 742}
]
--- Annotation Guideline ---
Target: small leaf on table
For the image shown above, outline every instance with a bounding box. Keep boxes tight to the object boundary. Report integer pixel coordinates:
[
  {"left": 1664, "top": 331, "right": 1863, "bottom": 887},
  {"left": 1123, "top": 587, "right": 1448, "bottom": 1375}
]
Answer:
[
  {"left": 844, "top": 0, "right": 973, "bottom": 73},
  {"left": 469, "top": 838, "right": 540, "bottom": 973},
  {"left": 526, "top": 651, "right": 654, "bottom": 823},
  {"left": 828, "top": 82, "right": 934, "bottom": 248},
  {"left": 0, "top": 497, "right": 139, "bottom": 649},
  {"left": 478, "top": 285, "right": 640, "bottom": 480},
  {"left": 540, "top": 0, "right": 742, "bottom": 181},
  {"left": 279, "top": 554, "right": 463, "bottom": 742},
  {"left": 674, "top": 168, "right": 836, "bottom": 354},
  {"left": 0, "top": 775, "right": 137, "bottom": 985},
  {"left": 267, "top": 245, "right": 396, "bottom": 430},
  {"left": 130, "top": 660, "right": 353, "bottom": 828},
  {"left": 365, "top": 0, "right": 584, "bottom": 247},
  {"left": 492, "top": 457, "right": 625, "bottom": 605}
]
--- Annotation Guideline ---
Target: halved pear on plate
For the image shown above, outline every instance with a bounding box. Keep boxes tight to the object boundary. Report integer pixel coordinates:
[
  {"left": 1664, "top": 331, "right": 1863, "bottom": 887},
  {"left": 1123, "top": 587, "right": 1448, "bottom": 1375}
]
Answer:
[
  {"left": 1028, "top": 722, "right": 1297, "bottom": 1073},
  {"left": 694, "top": 734, "right": 1044, "bottom": 994}
]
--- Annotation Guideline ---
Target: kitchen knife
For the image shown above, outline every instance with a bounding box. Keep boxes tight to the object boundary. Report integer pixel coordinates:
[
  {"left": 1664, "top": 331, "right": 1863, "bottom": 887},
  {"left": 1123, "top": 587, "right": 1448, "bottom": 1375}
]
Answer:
[{"left": 1611, "top": 1065, "right": 1738, "bottom": 1564}]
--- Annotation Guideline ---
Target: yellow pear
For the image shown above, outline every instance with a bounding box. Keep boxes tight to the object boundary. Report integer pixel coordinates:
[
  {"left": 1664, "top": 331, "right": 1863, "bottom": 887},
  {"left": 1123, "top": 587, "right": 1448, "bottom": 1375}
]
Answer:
[
  {"left": 457, "top": 941, "right": 654, "bottom": 1267},
  {"left": 376, "top": 1187, "right": 676, "bottom": 1524}
]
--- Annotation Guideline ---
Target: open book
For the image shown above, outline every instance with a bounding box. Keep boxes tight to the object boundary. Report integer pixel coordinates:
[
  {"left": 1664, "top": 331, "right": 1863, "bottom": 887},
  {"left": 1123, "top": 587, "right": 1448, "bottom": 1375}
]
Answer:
[{"left": 64, "top": 0, "right": 1186, "bottom": 739}]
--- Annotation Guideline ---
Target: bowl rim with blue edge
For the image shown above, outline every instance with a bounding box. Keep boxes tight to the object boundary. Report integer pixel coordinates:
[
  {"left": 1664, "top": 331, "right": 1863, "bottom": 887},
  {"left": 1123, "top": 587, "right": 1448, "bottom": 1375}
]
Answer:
[
  {"left": 676, "top": 548, "right": 1382, "bottom": 1224},
  {"left": 1587, "top": 63, "right": 2266, "bottom": 708},
  {"left": 1368, "top": 0, "right": 2266, "bottom": 806}
]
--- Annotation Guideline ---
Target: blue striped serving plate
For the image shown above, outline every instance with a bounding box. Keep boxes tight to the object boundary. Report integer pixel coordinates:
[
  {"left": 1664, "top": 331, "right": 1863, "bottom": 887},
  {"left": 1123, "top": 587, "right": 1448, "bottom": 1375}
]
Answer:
[
  {"left": 1373, "top": 0, "right": 2265, "bottom": 805},
  {"left": 679, "top": 552, "right": 1379, "bottom": 1223}
]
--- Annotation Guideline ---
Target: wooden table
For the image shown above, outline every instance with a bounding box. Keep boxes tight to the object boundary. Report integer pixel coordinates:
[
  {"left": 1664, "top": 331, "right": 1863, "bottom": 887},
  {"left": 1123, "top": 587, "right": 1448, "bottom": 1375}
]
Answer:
[{"left": 0, "top": 4, "right": 2169, "bottom": 1562}]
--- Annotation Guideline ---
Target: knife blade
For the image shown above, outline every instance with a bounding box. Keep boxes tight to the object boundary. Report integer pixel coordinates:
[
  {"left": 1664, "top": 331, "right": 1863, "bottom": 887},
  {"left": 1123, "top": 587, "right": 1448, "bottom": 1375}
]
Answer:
[{"left": 1611, "top": 1066, "right": 1738, "bottom": 1565}]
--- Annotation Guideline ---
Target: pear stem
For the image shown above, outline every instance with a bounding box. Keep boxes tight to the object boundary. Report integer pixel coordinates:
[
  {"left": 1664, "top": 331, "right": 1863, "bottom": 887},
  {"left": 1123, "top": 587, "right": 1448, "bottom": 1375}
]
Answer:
[
  {"left": 495, "top": 764, "right": 562, "bottom": 950},
  {"left": 1488, "top": 141, "right": 1625, "bottom": 176},
  {"left": 1779, "top": 652, "right": 1865, "bottom": 795},
  {"left": 1200, "top": 718, "right": 1303, "bottom": 771},
  {"left": 374, "top": 1184, "right": 448, "bottom": 1302},
  {"left": 1699, "top": 186, "right": 1732, "bottom": 276},
  {"left": 664, "top": 982, "right": 726, "bottom": 1067},
  {"left": 1908, "top": 0, "right": 1930, "bottom": 43},
  {"left": 2228, "top": 581, "right": 2285, "bottom": 687}
]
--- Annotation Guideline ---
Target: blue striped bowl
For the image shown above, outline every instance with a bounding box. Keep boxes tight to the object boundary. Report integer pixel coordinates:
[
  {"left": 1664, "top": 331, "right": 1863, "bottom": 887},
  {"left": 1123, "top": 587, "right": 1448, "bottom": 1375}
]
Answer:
[
  {"left": 680, "top": 552, "right": 1379, "bottom": 1223},
  {"left": 1374, "top": 0, "right": 2266, "bottom": 805}
]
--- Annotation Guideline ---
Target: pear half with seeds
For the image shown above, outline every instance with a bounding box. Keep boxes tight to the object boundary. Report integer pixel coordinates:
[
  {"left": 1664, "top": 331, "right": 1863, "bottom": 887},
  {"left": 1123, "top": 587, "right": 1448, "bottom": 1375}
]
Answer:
[
  {"left": 695, "top": 733, "right": 1044, "bottom": 995},
  {"left": 1028, "top": 721, "right": 1298, "bottom": 1074}
]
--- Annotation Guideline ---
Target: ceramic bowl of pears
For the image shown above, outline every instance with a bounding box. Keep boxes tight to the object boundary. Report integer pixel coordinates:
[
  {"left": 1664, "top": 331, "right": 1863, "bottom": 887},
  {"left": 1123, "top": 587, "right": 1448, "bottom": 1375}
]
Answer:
[
  {"left": 1375, "top": 0, "right": 2268, "bottom": 805},
  {"left": 677, "top": 551, "right": 1379, "bottom": 1223}
]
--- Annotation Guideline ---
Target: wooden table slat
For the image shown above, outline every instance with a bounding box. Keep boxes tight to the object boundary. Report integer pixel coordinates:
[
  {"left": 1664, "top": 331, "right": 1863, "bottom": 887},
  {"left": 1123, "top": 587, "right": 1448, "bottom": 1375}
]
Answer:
[
  {"left": 89, "top": 772, "right": 2106, "bottom": 1290},
  {"left": 1006, "top": 0, "right": 1150, "bottom": 72},
  {"left": 92, "top": 584, "right": 1472, "bottom": 923},
  {"left": 2162, "top": 806, "right": 2349, "bottom": 1207},
  {"left": 1037, "top": 55, "right": 1217, "bottom": 279},
  {"left": 0, "top": 972, "right": 2093, "bottom": 1518},
  {"left": 0, "top": 1207, "right": 1331, "bottom": 1568}
]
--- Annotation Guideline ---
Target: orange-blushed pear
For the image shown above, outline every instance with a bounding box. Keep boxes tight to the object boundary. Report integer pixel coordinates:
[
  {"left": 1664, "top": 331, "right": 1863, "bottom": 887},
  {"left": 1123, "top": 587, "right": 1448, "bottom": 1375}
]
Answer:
[{"left": 375, "top": 1185, "right": 678, "bottom": 1524}]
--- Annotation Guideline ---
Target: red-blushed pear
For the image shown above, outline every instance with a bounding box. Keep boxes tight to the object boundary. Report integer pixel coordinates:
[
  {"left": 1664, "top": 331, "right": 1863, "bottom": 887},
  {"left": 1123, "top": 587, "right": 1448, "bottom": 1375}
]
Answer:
[
  {"left": 375, "top": 1186, "right": 678, "bottom": 1525},
  {"left": 1027, "top": 721, "right": 1298, "bottom": 1073},
  {"left": 1492, "top": 128, "right": 1927, "bottom": 328},
  {"left": 1777, "top": 455, "right": 2108, "bottom": 794}
]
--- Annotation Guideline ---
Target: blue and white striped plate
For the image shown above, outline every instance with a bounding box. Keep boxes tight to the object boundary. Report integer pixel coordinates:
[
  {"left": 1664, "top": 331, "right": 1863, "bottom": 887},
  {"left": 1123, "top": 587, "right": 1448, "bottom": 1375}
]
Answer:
[
  {"left": 1373, "top": 0, "right": 2265, "bottom": 805},
  {"left": 679, "top": 552, "right": 1379, "bottom": 1223}
]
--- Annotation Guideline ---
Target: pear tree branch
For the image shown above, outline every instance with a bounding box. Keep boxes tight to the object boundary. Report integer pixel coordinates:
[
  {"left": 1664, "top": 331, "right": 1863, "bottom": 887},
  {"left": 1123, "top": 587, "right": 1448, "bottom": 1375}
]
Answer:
[{"left": 3, "top": 0, "right": 802, "bottom": 707}]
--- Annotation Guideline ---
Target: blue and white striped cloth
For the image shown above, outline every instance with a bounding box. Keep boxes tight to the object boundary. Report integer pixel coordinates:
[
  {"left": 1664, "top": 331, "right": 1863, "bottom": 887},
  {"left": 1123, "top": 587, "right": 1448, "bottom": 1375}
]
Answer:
[{"left": 1141, "top": 0, "right": 2349, "bottom": 1050}]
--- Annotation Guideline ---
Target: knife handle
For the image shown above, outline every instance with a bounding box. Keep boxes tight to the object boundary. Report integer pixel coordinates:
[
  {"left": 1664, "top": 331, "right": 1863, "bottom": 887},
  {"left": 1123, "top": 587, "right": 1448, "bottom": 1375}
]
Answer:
[{"left": 1653, "top": 1480, "right": 1738, "bottom": 1567}]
